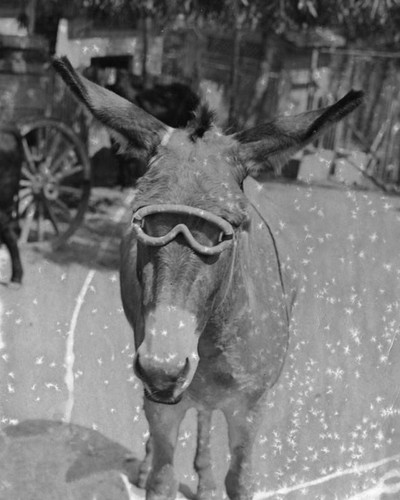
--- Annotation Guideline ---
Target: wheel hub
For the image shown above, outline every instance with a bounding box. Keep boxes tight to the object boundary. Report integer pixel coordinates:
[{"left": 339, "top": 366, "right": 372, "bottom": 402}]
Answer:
[
  {"left": 31, "top": 163, "right": 59, "bottom": 199},
  {"left": 43, "top": 183, "right": 59, "bottom": 200}
]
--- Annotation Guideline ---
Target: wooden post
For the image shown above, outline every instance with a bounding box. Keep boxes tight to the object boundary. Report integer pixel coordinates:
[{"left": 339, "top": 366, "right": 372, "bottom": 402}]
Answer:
[
  {"left": 26, "top": 0, "right": 38, "bottom": 34},
  {"left": 307, "top": 48, "right": 319, "bottom": 110},
  {"left": 228, "top": 0, "right": 241, "bottom": 130},
  {"left": 141, "top": 14, "right": 149, "bottom": 87},
  {"left": 141, "top": 0, "right": 153, "bottom": 88}
]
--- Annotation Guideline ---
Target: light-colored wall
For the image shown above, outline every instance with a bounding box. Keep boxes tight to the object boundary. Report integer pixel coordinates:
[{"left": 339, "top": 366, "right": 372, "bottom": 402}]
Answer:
[{"left": 55, "top": 19, "right": 163, "bottom": 76}]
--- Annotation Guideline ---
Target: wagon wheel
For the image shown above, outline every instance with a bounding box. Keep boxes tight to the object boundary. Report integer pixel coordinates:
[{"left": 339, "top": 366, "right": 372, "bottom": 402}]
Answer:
[{"left": 18, "top": 118, "right": 91, "bottom": 247}]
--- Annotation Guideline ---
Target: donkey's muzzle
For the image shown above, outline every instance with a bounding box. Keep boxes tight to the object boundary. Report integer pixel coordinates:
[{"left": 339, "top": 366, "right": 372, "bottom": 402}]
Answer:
[
  {"left": 144, "top": 388, "right": 183, "bottom": 405},
  {"left": 134, "top": 354, "right": 191, "bottom": 404}
]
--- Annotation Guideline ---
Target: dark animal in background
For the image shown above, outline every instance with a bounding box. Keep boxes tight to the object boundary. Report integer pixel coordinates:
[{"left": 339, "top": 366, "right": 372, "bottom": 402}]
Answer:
[
  {"left": 54, "top": 57, "right": 363, "bottom": 500},
  {"left": 136, "top": 82, "right": 200, "bottom": 129},
  {"left": 106, "top": 70, "right": 200, "bottom": 184},
  {"left": 0, "top": 127, "right": 23, "bottom": 285},
  {"left": 107, "top": 69, "right": 200, "bottom": 129}
]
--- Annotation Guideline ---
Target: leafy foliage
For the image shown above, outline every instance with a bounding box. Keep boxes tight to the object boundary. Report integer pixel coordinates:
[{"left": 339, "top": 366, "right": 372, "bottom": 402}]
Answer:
[
  {"left": 18, "top": 0, "right": 400, "bottom": 48},
  {"left": 282, "top": 0, "right": 400, "bottom": 45}
]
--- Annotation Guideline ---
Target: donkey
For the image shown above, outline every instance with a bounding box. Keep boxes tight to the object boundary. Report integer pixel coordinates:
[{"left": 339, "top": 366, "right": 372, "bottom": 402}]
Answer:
[
  {"left": 53, "top": 56, "right": 362, "bottom": 500},
  {"left": 0, "top": 127, "right": 23, "bottom": 286}
]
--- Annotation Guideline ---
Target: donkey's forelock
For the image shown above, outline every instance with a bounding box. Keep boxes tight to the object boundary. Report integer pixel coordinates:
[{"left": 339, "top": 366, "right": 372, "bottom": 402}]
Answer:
[{"left": 187, "top": 104, "right": 216, "bottom": 142}]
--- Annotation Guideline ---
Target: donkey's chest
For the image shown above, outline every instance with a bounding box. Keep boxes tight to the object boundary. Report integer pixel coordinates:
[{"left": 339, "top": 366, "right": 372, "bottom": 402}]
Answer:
[
  {"left": 189, "top": 351, "right": 284, "bottom": 407},
  {"left": 191, "top": 312, "right": 289, "bottom": 406}
]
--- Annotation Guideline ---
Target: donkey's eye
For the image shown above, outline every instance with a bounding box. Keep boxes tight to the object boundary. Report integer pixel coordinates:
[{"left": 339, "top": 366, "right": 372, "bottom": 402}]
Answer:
[
  {"left": 190, "top": 223, "right": 225, "bottom": 247},
  {"left": 142, "top": 214, "right": 174, "bottom": 237}
]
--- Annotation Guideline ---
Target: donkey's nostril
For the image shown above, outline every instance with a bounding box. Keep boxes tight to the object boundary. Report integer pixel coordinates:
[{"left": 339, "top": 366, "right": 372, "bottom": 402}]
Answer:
[
  {"left": 134, "top": 353, "right": 194, "bottom": 404},
  {"left": 179, "top": 358, "right": 190, "bottom": 380}
]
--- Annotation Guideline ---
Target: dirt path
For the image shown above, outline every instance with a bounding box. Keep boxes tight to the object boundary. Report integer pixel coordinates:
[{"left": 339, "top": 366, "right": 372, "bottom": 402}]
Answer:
[{"left": 1, "top": 181, "right": 400, "bottom": 499}]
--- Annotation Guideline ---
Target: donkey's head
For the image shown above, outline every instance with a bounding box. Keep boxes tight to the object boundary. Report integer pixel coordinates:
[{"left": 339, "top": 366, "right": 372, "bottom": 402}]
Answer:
[{"left": 54, "top": 57, "right": 363, "bottom": 404}]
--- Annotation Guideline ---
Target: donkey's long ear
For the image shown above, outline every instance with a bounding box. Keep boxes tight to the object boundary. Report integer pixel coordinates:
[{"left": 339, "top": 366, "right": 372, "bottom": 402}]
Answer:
[
  {"left": 52, "top": 57, "right": 171, "bottom": 157},
  {"left": 236, "top": 90, "right": 363, "bottom": 177}
]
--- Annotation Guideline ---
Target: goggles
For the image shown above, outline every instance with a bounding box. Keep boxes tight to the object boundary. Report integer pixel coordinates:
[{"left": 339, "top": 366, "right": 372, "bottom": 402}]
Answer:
[{"left": 132, "top": 204, "right": 234, "bottom": 256}]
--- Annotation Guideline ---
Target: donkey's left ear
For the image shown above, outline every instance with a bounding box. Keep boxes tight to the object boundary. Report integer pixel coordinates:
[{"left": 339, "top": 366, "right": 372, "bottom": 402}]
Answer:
[
  {"left": 52, "top": 57, "right": 171, "bottom": 158},
  {"left": 235, "top": 90, "right": 364, "bottom": 177}
]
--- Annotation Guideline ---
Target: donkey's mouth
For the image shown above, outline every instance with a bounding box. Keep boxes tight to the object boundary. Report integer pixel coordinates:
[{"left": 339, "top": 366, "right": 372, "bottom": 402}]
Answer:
[{"left": 144, "top": 389, "right": 183, "bottom": 405}]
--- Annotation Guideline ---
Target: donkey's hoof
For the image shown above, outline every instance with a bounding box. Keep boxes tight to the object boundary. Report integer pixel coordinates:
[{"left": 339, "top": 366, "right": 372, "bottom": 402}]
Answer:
[
  {"left": 146, "top": 495, "right": 177, "bottom": 500},
  {"left": 136, "top": 461, "right": 152, "bottom": 489},
  {"left": 137, "top": 473, "right": 148, "bottom": 489},
  {"left": 146, "top": 489, "right": 178, "bottom": 500},
  {"left": 145, "top": 473, "right": 178, "bottom": 500},
  {"left": 8, "top": 281, "right": 21, "bottom": 290},
  {"left": 197, "top": 489, "right": 219, "bottom": 500},
  {"left": 197, "top": 473, "right": 217, "bottom": 499}
]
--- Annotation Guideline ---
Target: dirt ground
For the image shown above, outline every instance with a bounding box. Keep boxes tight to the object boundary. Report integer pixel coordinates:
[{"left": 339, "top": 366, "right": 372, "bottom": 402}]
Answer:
[{"left": 1, "top": 174, "right": 400, "bottom": 499}]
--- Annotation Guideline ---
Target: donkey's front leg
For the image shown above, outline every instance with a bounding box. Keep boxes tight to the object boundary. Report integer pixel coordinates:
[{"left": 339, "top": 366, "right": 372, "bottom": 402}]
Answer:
[
  {"left": 222, "top": 401, "right": 263, "bottom": 500},
  {"left": 143, "top": 397, "right": 188, "bottom": 500},
  {"left": 137, "top": 434, "right": 153, "bottom": 489},
  {"left": 194, "top": 408, "right": 217, "bottom": 499}
]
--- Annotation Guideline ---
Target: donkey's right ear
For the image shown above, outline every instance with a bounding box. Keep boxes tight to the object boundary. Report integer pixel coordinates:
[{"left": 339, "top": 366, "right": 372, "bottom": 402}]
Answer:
[
  {"left": 52, "top": 57, "right": 172, "bottom": 156},
  {"left": 235, "top": 90, "right": 363, "bottom": 179}
]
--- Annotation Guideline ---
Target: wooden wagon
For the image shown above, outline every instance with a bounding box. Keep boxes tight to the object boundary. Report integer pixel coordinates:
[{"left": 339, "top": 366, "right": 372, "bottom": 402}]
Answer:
[{"left": 0, "top": 34, "right": 91, "bottom": 246}]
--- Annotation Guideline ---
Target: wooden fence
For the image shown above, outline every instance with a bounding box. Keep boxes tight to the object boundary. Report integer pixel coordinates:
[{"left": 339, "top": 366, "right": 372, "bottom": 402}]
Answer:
[
  {"left": 315, "top": 48, "right": 400, "bottom": 189},
  {"left": 162, "top": 30, "right": 400, "bottom": 189}
]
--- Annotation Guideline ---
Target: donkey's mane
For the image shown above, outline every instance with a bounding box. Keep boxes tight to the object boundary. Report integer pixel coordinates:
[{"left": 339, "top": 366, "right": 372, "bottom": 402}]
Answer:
[{"left": 187, "top": 104, "right": 216, "bottom": 141}]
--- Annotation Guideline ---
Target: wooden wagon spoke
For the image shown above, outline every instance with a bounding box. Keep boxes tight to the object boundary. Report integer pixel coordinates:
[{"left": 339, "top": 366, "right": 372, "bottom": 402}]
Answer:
[
  {"left": 19, "top": 193, "right": 34, "bottom": 214},
  {"left": 56, "top": 165, "right": 84, "bottom": 180},
  {"left": 58, "top": 185, "right": 83, "bottom": 196},
  {"left": 36, "top": 200, "right": 45, "bottom": 242},
  {"left": 34, "top": 126, "right": 47, "bottom": 159},
  {"left": 18, "top": 187, "right": 32, "bottom": 198},
  {"left": 18, "top": 189, "right": 33, "bottom": 206},
  {"left": 21, "top": 137, "right": 38, "bottom": 173},
  {"left": 51, "top": 198, "right": 73, "bottom": 222},
  {"left": 19, "top": 204, "right": 36, "bottom": 244},
  {"left": 19, "top": 192, "right": 36, "bottom": 213},
  {"left": 21, "top": 165, "right": 36, "bottom": 182},
  {"left": 49, "top": 143, "right": 76, "bottom": 174},
  {"left": 42, "top": 198, "right": 60, "bottom": 235},
  {"left": 19, "top": 178, "right": 34, "bottom": 187},
  {"left": 36, "top": 126, "right": 45, "bottom": 157},
  {"left": 43, "top": 128, "right": 65, "bottom": 167}
]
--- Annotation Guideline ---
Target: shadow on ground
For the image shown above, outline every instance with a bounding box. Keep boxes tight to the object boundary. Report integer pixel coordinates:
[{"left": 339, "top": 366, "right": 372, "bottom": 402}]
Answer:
[
  {"left": 25, "top": 188, "right": 135, "bottom": 273},
  {"left": 0, "top": 420, "right": 194, "bottom": 500}
]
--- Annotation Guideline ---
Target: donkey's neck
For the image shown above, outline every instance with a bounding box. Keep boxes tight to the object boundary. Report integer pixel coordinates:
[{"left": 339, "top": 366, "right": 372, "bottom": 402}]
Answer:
[{"left": 206, "top": 207, "right": 290, "bottom": 341}]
